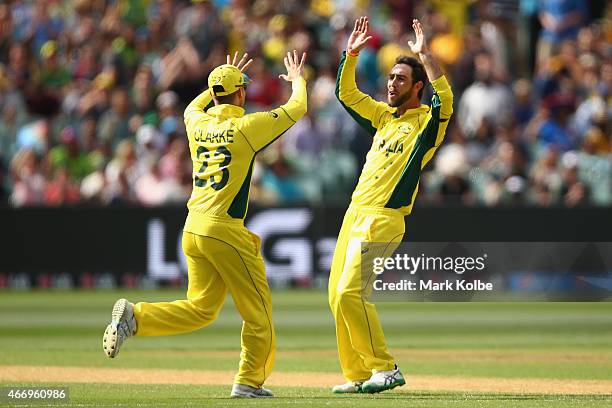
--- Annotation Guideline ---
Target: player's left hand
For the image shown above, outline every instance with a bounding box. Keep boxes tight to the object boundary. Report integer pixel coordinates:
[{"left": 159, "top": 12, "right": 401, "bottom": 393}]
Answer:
[
  {"left": 226, "top": 52, "right": 254, "bottom": 73},
  {"left": 408, "top": 19, "right": 429, "bottom": 55},
  {"left": 279, "top": 50, "right": 307, "bottom": 82}
]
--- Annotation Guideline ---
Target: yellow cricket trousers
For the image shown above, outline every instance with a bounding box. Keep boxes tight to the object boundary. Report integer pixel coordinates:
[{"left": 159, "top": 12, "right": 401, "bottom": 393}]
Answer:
[
  {"left": 133, "top": 220, "right": 275, "bottom": 388},
  {"left": 328, "top": 204, "right": 405, "bottom": 381}
]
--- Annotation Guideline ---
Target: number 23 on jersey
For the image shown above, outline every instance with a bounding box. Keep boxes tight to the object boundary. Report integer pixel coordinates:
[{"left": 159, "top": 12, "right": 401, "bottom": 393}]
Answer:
[{"left": 193, "top": 145, "right": 231, "bottom": 190}]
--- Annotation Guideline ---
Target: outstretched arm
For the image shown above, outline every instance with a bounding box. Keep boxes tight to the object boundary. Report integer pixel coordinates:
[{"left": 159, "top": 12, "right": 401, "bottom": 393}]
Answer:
[
  {"left": 408, "top": 19, "right": 442, "bottom": 82},
  {"left": 240, "top": 50, "right": 308, "bottom": 152},
  {"left": 408, "top": 19, "right": 453, "bottom": 148},
  {"left": 277, "top": 50, "right": 308, "bottom": 124},
  {"left": 408, "top": 19, "right": 452, "bottom": 120},
  {"left": 336, "top": 16, "right": 393, "bottom": 135}
]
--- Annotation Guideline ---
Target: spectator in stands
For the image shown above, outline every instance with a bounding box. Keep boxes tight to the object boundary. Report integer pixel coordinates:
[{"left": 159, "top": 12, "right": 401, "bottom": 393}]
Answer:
[
  {"left": 10, "top": 148, "right": 45, "bottom": 206},
  {"left": 43, "top": 167, "right": 81, "bottom": 206},
  {"left": 537, "top": 93, "right": 577, "bottom": 151},
  {"left": 536, "top": 0, "right": 588, "bottom": 72},
  {"left": 0, "top": 0, "right": 609, "bottom": 209},
  {"left": 48, "top": 126, "right": 94, "bottom": 182},
  {"left": 98, "top": 88, "right": 133, "bottom": 147},
  {"left": 458, "top": 51, "right": 513, "bottom": 138}
]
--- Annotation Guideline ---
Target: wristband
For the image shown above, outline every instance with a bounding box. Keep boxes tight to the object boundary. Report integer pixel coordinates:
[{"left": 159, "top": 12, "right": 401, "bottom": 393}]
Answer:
[{"left": 347, "top": 49, "right": 359, "bottom": 57}]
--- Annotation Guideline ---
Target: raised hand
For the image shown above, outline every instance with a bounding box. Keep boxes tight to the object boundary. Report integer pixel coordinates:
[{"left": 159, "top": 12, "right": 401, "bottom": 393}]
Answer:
[
  {"left": 279, "top": 50, "right": 307, "bottom": 82},
  {"left": 408, "top": 19, "right": 428, "bottom": 55},
  {"left": 347, "top": 16, "right": 373, "bottom": 55},
  {"left": 226, "top": 51, "right": 254, "bottom": 72}
]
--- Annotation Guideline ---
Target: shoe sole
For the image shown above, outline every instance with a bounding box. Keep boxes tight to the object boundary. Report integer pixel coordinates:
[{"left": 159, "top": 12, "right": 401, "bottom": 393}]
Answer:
[
  {"left": 230, "top": 393, "right": 274, "bottom": 398},
  {"left": 103, "top": 322, "right": 119, "bottom": 358},
  {"left": 102, "top": 299, "right": 129, "bottom": 358},
  {"left": 361, "top": 377, "right": 406, "bottom": 394}
]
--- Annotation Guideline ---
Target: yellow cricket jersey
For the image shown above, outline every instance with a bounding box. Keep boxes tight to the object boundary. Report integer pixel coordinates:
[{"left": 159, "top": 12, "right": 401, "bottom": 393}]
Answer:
[
  {"left": 336, "top": 52, "right": 453, "bottom": 214},
  {"left": 183, "top": 78, "right": 307, "bottom": 233}
]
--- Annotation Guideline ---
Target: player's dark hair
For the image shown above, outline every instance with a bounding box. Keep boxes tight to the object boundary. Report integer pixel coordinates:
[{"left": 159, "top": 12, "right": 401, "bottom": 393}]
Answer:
[{"left": 394, "top": 55, "right": 427, "bottom": 98}]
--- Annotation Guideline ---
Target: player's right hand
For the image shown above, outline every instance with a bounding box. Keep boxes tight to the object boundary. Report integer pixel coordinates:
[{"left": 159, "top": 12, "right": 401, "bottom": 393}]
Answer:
[
  {"left": 279, "top": 50, "right": 306, "bottom": 82},
  {"left": 226, "top": 51, "right": 253, "bottom": 73},
  {"left": 347, "top": 16, "right": 372, "bottom": 56}
]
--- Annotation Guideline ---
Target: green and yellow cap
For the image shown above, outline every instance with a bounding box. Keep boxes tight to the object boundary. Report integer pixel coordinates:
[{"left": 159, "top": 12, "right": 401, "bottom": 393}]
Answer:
[{"left": 207, "top": 64, "right": 251, "bottom": 96}]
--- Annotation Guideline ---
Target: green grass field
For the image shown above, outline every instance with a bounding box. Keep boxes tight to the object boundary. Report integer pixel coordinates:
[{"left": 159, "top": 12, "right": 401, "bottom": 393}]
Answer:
[{"left": 1, "top": 290, "right": 612, "bottom": 407}]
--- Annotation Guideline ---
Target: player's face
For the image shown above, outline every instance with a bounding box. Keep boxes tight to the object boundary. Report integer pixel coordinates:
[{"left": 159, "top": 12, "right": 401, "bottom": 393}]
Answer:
[{"left": 387, "top": 64, "right": 418, "bottom": 107}]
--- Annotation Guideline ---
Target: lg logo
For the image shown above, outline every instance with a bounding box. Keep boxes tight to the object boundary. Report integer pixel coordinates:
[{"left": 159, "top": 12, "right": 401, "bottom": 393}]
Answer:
[{"left": 147, "top": 209, "right": 337, "bottom": 282}]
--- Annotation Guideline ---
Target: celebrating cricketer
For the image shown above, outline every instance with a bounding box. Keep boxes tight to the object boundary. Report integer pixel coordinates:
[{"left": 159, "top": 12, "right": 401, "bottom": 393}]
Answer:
[
  {"left": 329, "top": 17, "right": 454, "bottom": 394},
  {"left": 102, "top": 51, "right": 307, "bottom": 398}
]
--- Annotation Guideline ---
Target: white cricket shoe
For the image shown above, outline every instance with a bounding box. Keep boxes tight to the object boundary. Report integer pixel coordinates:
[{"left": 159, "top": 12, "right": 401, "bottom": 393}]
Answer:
[
  {"left": 331, "top": 380, "right": 366, "bottom": 394},
  {"left": 361, "top": 365, "right": 405, "bottom": 393},
  {"left": 102, "top": 298, "right": 137, "bottom": 358},
  {"left": 230, "top": 384, "right": 274, "bottom": 398}
]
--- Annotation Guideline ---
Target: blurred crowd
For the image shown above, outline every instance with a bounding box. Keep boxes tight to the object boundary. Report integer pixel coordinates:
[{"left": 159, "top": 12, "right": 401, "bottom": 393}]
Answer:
[{"left": 0, "top": 0, "right": 610, "bottom": 208}]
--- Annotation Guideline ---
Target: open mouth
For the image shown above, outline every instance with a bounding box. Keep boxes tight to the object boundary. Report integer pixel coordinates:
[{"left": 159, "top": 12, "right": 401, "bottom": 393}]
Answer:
[{"left": 388, "top": 91, "right": 397, "bottom": 98}]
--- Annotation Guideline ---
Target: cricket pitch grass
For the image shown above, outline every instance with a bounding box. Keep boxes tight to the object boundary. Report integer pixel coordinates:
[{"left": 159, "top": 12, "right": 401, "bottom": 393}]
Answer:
[{"left": 1, "top": 290, "right": 611, "bottom": 407}]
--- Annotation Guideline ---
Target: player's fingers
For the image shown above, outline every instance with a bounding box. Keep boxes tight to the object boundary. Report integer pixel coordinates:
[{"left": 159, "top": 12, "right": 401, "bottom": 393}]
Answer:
[
  {"left": 364, "top": 17, "right": 369, "bottom": 33},
  {"left": 297, "top": 52, "right": 304, "bottom": 69},
  {"left": 293, "top": 50, "right": 298, "bottom": 66},
  {"left": 226, "top": 54, "right": 230, "bottom": 64},
  {"left": 364, "top": 35, "right": 372, "bottom": 43},
  {"left": 233, "top": 51, "right": 239, "bottom": 65},
  {"left": 237, "top": 52, "right": 248, "bottom": 67},
  {"left": 241, "top": 58, "right": 253, "bottom": 72},
  {"left": 353, "top": 18, "right": 359, "bottom": 33}
]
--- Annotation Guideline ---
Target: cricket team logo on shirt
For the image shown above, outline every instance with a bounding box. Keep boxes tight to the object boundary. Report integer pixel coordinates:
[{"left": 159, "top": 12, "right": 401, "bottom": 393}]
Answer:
[{"left": 398, "top": 124, "right": 414, "bottom": 134}]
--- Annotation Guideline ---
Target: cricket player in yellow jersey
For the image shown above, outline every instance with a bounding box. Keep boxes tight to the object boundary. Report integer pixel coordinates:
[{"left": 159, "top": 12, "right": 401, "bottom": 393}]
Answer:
[
  {"left": 102, "top": 51, "right": 307, "bottom": 398},
  {"left": 329, "top": 17, "right": 453, "bottom": 394}
]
